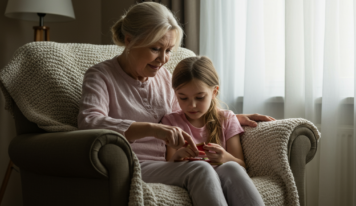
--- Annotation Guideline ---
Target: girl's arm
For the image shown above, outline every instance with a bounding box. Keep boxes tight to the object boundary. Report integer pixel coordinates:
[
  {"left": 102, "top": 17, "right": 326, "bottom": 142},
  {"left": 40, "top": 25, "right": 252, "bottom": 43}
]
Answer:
[
  {"left": 203, "top": 134, "right": 246, "bottom": 168},
  {"left": 226, "top": 134, "right": 246, "bottom": 168}
]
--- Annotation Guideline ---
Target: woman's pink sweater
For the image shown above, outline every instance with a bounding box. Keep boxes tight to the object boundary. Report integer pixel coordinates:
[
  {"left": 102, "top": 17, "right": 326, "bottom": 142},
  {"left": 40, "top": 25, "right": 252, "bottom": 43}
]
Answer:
[{"left": 78, "top": 56, "right": 179, "bottom": 161}]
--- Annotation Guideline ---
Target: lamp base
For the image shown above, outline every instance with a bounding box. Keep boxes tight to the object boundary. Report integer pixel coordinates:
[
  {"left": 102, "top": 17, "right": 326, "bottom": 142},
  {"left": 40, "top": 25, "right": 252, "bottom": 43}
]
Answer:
[{"left": 33, "top": 26, "right": 50, "bottom": 41}]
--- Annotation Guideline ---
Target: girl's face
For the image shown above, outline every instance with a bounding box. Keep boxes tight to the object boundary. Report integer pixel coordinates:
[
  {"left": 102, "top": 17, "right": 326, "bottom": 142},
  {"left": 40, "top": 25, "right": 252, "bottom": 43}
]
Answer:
[
  {"left": 175, "top": 79, "right": 218, "bottom": 123},
  {"left": 125, "top": 30, "right": 176, "bottom": 81}
]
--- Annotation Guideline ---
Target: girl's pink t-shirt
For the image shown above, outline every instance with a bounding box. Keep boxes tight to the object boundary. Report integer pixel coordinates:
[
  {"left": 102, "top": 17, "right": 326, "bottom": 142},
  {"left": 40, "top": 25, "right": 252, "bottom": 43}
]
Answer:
[
  {"left": 161, "top": 109, "right": 244, "bottom": 149},
  {"left": 77, "top": 56, "right": 180, "bottom": 161}
]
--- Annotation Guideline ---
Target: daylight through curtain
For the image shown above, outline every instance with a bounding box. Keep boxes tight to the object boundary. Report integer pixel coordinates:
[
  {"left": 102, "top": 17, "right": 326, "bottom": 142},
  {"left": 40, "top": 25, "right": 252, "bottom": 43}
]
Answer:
[{"left": 200, "top": 0, "right": 355, "bottom": 205}]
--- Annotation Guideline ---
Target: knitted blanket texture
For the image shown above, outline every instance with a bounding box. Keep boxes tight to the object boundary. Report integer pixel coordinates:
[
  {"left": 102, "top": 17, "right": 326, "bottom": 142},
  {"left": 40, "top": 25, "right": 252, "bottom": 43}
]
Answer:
[{"left": 0, "top": 42, "right": 321, "bottom": 206}]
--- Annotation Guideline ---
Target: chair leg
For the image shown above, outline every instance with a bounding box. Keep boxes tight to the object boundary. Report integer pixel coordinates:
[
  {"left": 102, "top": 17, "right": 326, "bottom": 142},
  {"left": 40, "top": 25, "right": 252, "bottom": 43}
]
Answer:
[{"left": 0, "top": 160, "right": 14, "bottom": 205}]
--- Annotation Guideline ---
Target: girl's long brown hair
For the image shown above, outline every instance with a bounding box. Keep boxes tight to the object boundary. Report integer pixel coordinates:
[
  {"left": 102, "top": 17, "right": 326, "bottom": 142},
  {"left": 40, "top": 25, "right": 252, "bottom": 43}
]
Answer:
[{"left": 172, "top": 56, "right": 223, "bottom": 145}]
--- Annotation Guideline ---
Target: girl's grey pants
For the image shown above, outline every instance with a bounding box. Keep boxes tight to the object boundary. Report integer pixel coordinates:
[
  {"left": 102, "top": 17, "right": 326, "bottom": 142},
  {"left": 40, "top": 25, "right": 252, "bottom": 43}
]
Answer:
[{"left": 140, "top": 161, "right": 265, "bottom": 206}]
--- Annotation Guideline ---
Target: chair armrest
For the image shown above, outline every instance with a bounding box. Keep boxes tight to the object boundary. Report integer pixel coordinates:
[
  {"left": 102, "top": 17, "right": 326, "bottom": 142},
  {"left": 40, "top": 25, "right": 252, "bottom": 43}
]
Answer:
[
  {"left": 287, "top": 125, "right": 318, "bottom": 206},
  {"left": 8, "top": 129, "right": 133, "bottom": 179},
  {"left": 241, "top": 118, "right": 320, "bottom": 206},
  {"left": 241, "top": 118, "right": 319, "bottom": 176},
  {"left": 288, "top": 125, "right": 318, "bottom": 164}
]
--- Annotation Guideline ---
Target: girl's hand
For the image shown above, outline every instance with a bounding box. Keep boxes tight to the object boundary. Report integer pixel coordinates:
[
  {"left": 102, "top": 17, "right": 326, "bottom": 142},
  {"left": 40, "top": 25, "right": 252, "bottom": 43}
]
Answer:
[
  {"left": 171, "top": 147, "right": 198, "bottom": 161},
  {"left": 236, "top": 113, "right": 276, "bottom": 127},
  {"left": 152, "top": 124, "right": 199, "bottom": 154},
  {"left": 203, "top": 143, "right": 235, "bottom": 164}
]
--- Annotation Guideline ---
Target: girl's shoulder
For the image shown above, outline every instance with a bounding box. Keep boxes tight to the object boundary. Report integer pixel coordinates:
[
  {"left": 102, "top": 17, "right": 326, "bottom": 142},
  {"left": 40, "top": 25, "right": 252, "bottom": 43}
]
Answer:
[
  {"left": 218, "top": 109, "right": 236, "bottom": 119},
  {"left": 218, "top": 109, "right": 241, "bottom": 127},
  {"left": 218, "top": 109, "right": 244, "bottom": 134}
]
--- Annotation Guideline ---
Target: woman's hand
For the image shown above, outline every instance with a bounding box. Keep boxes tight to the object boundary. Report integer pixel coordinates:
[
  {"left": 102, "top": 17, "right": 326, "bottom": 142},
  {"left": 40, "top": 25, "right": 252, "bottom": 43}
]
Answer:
[
  {"left": 152, "top": 124, "right": 199, "bottom": 154},
  {"left": 170, "top": 147, "right": 198, "bottom": 161},
  {"left": 203, "top": 143, "right": 236, "bottom": 164},
  {"left": 236, "top": 113, "right": 276, "bottom": 127}
]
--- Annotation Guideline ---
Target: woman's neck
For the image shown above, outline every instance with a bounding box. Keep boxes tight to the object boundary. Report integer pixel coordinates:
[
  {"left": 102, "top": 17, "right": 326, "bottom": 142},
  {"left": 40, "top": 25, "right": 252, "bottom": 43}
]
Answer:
[{"left": 117, "top": 55, "right": 148, "bottom": 82}]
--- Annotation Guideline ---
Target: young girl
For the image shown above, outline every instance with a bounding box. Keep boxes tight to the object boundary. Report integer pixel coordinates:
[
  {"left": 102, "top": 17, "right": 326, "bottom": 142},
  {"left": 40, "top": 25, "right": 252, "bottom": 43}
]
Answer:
[{"left": 161, "top": 56, "right": 265, "bottom": 205}]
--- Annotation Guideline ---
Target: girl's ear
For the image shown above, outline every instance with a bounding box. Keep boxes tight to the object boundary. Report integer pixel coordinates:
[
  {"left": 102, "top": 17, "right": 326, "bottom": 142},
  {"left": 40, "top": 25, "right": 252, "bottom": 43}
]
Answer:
[{"left": 213, "top": 86, "right": 219, "bottom": 98}]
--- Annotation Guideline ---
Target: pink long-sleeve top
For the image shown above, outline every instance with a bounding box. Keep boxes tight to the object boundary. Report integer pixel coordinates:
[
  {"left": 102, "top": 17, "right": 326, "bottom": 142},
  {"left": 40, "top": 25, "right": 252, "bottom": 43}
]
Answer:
[{"left": 78, "top": 56, "right": 180, "bottom": 161}]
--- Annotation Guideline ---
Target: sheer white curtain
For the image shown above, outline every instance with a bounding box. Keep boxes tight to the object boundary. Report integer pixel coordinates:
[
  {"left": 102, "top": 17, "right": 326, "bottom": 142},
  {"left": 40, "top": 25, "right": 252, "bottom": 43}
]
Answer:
[{"left": 200, "top": 0, "right": 355, "bottom": 206}]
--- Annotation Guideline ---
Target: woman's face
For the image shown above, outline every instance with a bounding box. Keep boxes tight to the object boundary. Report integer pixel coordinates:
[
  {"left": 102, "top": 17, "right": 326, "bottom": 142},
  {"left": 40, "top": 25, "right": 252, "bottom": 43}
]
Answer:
[{"left": 127, "top": 30, "right": 176, "bottom": 81}]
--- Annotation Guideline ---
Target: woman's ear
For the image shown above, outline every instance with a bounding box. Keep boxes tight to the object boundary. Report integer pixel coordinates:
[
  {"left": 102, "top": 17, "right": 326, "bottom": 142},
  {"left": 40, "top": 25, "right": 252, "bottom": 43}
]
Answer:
[
  {"left": 124, "top": 35, "right": 132, "bottom": 47},
  {"left": 213, "top": 86, "right": 219, "bottom": 98}
]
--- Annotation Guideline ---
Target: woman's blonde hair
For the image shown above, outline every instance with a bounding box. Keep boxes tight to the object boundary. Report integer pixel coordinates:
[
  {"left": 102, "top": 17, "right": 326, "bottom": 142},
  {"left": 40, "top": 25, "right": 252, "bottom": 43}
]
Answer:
[
  {"left": 111, "top": 2, "right": 183, "bottom": 51},
  {"left": 172, "top": 56, "right": 223, "bottom": 145}
]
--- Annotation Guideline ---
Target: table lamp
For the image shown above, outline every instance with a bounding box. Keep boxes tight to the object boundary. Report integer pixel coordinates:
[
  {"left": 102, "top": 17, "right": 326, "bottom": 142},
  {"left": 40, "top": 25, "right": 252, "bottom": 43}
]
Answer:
[{"left": 4, "top": 0, "right": 75, "bottom": 41}]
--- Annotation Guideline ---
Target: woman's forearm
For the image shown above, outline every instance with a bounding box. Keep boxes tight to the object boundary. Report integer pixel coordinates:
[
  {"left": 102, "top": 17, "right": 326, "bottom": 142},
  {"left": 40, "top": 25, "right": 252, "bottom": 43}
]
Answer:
[
  {"left": 124, "top": 122, "right": 156, "bottom": 142},
  {"left": 125, "top": 122, "right": 199, "bottom": 153}
]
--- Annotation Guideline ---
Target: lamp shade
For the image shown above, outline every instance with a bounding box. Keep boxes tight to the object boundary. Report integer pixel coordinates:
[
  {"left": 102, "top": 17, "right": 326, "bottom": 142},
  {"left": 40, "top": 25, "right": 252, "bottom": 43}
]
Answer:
[{"left": 4, "top": 0, "right": 75, "bottom": 22}]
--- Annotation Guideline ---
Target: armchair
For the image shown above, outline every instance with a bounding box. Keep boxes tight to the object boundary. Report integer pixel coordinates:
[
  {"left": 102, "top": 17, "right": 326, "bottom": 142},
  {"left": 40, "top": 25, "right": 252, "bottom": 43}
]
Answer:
[{"left": 0, "top": 42, "right": 320, "bottom": 206}]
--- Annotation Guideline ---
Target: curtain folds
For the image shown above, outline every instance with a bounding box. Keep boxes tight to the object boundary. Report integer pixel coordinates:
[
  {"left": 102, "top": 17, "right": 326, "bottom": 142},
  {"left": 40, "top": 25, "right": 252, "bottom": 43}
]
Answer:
[
  {"left": 200, "top": 0, "right": 355, "bottom": 205},
  {"left": 285, "top": 0, "right": 305, "bottom": 118},
  {"left": 244, "top": 0, "right": 266, "bottom": 115}
]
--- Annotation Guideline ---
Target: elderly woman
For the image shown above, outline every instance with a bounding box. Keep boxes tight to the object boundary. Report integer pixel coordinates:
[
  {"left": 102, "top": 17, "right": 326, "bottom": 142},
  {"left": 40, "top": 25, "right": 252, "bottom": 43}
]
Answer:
[{"left": 78, "top": 2, "right": 271, "bottom": 205}]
